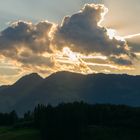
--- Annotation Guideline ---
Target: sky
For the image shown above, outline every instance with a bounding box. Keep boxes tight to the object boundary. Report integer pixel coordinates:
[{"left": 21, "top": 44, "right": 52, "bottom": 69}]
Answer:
[{"left": 0, "top": 0, "right": 140, "bottom": 85}]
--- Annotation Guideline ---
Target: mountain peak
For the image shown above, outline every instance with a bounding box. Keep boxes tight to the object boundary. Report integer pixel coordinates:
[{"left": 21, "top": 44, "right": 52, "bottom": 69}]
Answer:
[
  {"left": 24, "top": 73, "right": 42, "bottom": 79},
  {"left": 13, "top": 73, "right": 43, "bottom": 87},
  {"left": 46, "top": 71, "right": 85, "bottom": 79}
]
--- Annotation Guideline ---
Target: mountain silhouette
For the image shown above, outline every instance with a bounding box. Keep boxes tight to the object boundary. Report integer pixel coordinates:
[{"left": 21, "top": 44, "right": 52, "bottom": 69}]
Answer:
[{"left": 0, "top": 71, "right": 140, "bottom": 115}]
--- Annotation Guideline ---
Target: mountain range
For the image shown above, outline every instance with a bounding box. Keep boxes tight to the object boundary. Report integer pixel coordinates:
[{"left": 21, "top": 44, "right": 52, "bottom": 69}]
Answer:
[{"left": 0, "top": 71, "right": 140, "bottom": 115}]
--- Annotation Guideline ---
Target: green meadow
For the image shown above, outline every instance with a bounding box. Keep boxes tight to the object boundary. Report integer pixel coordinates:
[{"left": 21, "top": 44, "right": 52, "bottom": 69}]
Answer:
[
  {"left": 0, "top": 126, "right": 140, "bottom": 140},
  {"left": 0, "top": 127, "right": 41, "bottom": 140}
]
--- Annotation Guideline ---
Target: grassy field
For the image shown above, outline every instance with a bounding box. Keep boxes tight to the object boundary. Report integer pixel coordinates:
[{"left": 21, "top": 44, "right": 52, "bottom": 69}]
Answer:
[
  {"left": 0, "top": 126, "right": 140, "bottom": 140},
  {"left": 0, "top": 127, "right": 41, "bottom": 140}
]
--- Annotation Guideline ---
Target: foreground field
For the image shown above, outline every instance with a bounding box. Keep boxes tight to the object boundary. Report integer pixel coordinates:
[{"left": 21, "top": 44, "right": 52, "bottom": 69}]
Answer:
[
  {"left": 0, "top": 127, "right": 41, "bottom": 140},
  {"left": 0, "top": 126, "right": 140, "bottom": 140}
]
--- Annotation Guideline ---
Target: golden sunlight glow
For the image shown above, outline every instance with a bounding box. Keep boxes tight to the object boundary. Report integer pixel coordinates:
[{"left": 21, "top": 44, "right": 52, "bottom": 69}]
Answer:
[
  {"left": 54, "top": 47, "right": 133, "bottom": 76},
  {"left": 86, "top": 62, "right": 134, "bottom": 70},
  {"left": 62, "top": 47, "right": 79, "bottom": 61},
  {"left": 78, "top": 54, "right": 107, "bottom": 60}
]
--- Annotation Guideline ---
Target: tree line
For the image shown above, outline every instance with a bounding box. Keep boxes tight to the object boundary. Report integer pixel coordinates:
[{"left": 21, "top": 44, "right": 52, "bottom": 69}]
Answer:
[{"left": 1, "top": 102, "right": 140, "bottom": 140}]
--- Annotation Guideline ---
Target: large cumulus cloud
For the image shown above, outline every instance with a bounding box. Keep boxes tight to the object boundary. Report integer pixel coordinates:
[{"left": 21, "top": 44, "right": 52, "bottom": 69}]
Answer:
[{"left": 53, "top": 4, "right": 135, "bottom": 65}]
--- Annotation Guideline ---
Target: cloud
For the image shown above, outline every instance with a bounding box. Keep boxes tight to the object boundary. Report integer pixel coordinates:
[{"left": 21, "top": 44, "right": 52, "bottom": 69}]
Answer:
[
  {"left": 126, "top": 36, "right": 140, "bottom": 53},
  {"left": 109, "top": 56, "right": 133, "bottom": 66},
  {"left": 0, "top": 3, "right": 138, "bottom": 84},
  {"left": 0, "top": 20, "right": 56, "bottom": 68},
  {"left": 0, "top": 20, "right": 53, "bottom": 53},
  {"left": 53, "top": 4, "right": 135, "bottom": 65}
]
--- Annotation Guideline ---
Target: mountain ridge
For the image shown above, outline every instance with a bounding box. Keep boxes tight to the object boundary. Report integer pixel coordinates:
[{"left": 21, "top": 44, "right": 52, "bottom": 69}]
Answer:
[{"left": 0, "top": 71, "right": 140, "bottom": 115}]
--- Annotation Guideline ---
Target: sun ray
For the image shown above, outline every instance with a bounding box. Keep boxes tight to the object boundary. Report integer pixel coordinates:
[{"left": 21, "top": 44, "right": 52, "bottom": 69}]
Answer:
[{"left": 123, "top": 33, "right": 140, "bottom": 39}]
